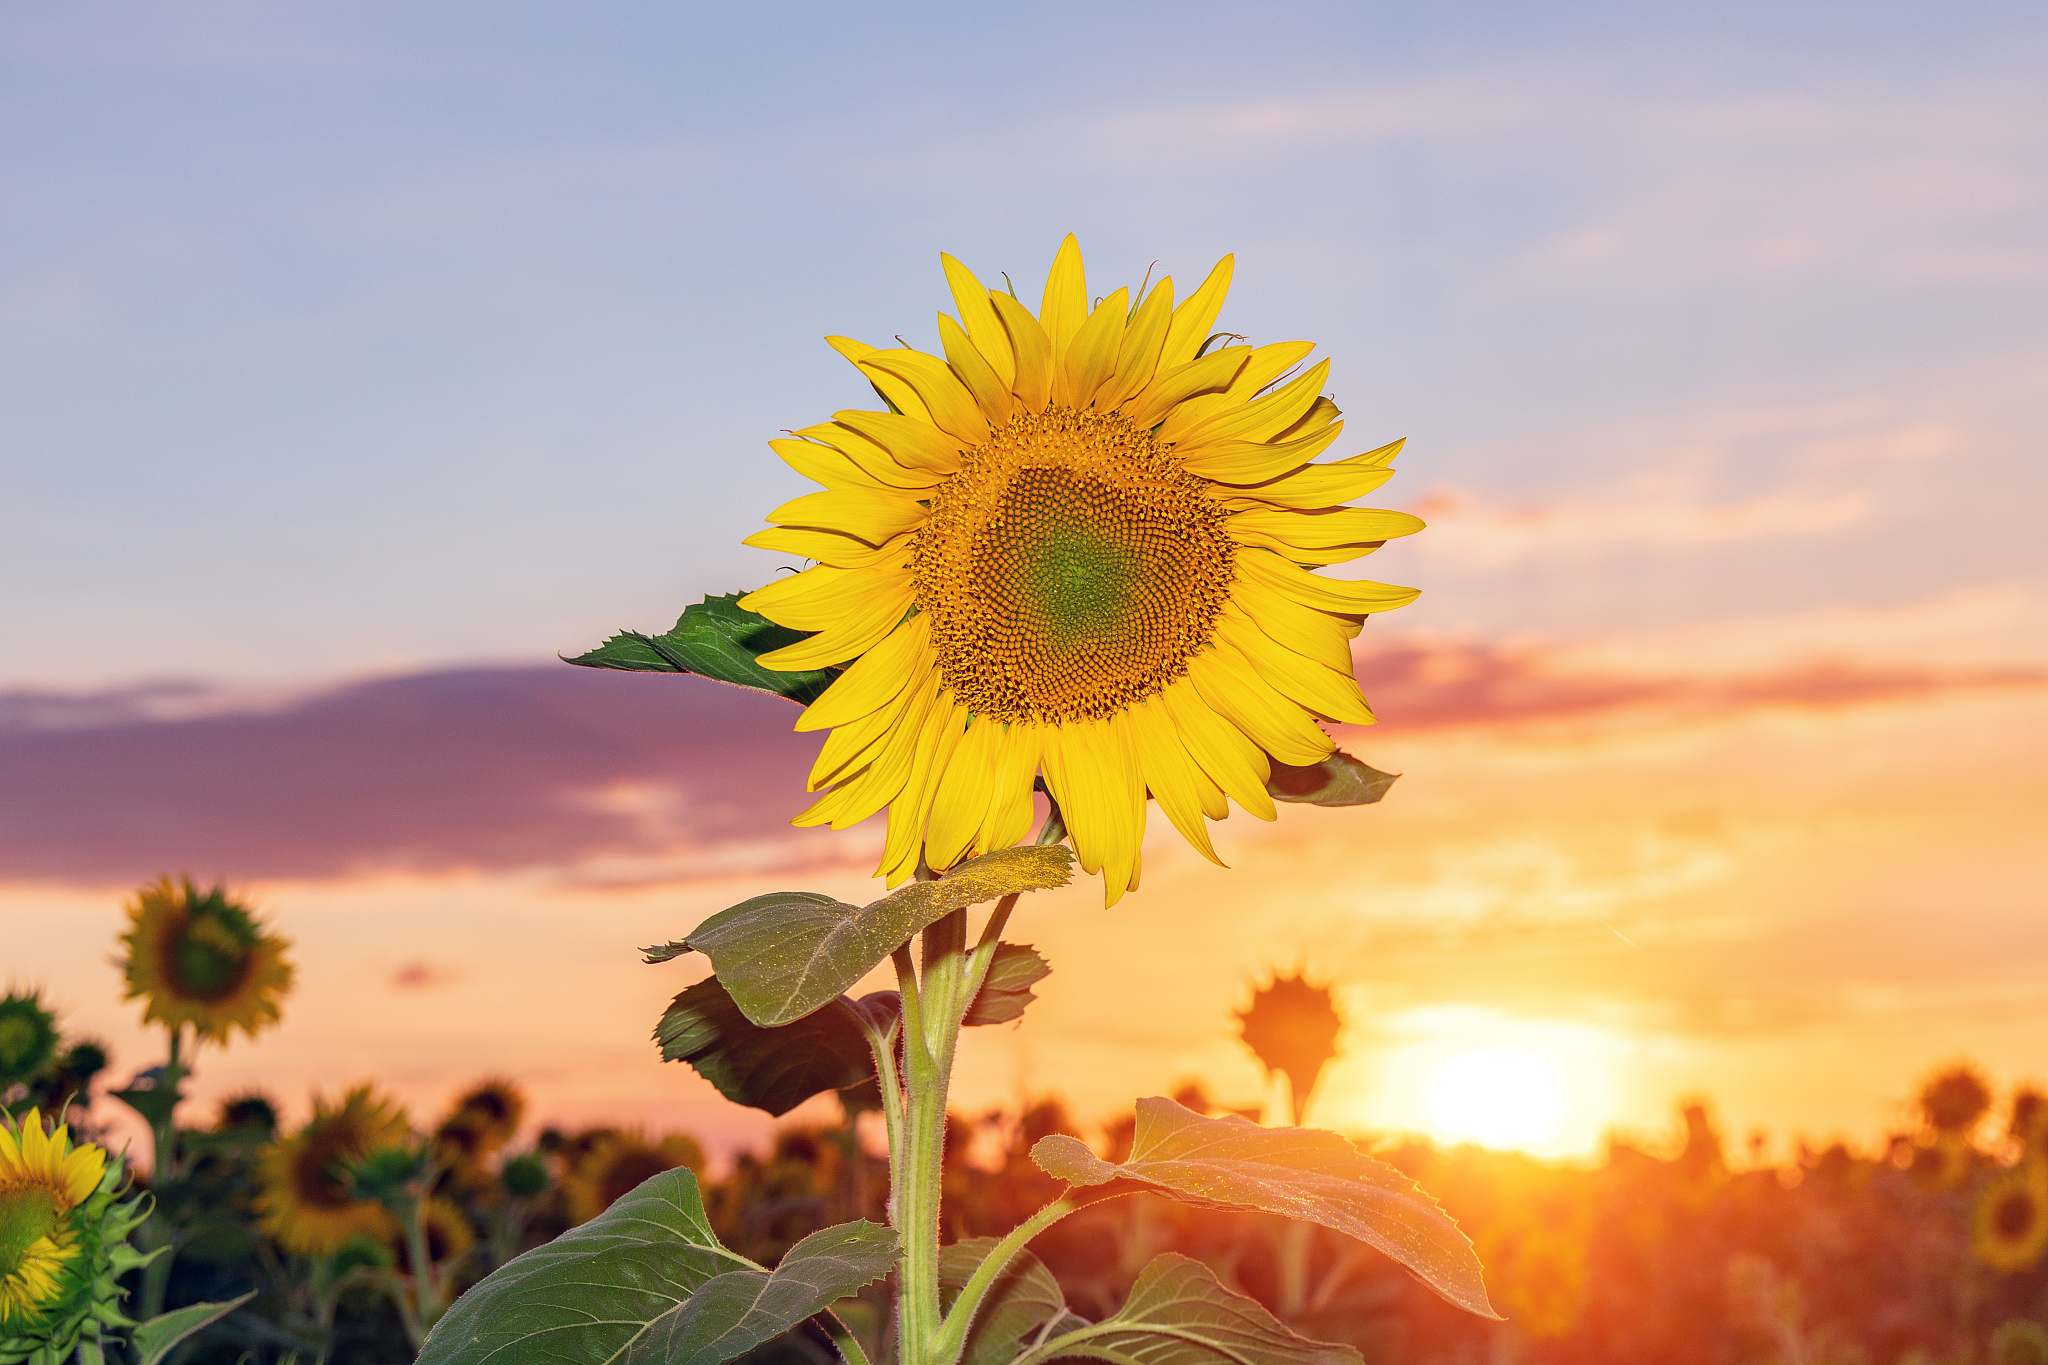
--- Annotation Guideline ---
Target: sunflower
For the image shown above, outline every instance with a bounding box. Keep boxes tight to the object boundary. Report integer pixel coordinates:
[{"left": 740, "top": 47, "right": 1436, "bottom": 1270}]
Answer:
[
  {"left": 0, "top": 992, "right": 60, "bottom": 1093},
  {"left": 1975, "top": 1161, "right": 2048, "bottom": 1273},
  {"left": 257, "top": 1086, "right": 409, "bottom": 1256},
  {"left": 395, "top": 1197, "right": 476, "bottom": 1276},
  {"left": 741, "top": 237, "right": 1421, "bottom": 903},
  {"left": 1235, "top": 973, "right": 1343, "bottom": 1125},
  {"left": 0, "top": 1110, "right": 107, "bottom": 1333},
  {"left": 439, "top": 1077, "right": 525, "bottom": 1155},
  {"left": 561, "top": 1131, "right": 705, "bottom": 1225},
  {"left": 119, "top": 876, "right": 293, "bottom": 1045}
]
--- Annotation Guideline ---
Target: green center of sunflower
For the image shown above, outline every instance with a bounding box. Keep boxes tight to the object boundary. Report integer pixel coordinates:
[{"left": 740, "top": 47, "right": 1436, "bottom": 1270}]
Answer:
[
  {"left": 913, "top": 405, "right": 1234, "bottom": 724},
  {"left": 169, "top": 910, "right": 256, "bottom": 1001},
  {"left": 0, "top": 1186, "right": 63, "bottom": 1277}
]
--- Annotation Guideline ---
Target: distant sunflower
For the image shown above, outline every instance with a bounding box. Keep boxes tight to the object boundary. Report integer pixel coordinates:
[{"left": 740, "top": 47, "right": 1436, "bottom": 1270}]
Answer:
[
  {"left": 1234, "top": 972, "right": 1344, "bottom": 1125},
  {"left": 561, "top": 1132, "right": 705, "bottom": 1225},
  {"left": 1975, "top": 1162, "right": 2048, "bottom": 1274},
  {"left": 0, "top": 1109, "right": 107, "bottom": 1333},
  {"left": 441, "top": 1078, "right": 525, "bottom": 1154},
  {"left": 0, "top": 992, "right": 60, "bottom": 1091},
  {"left": 119, "top": 876, "right": 293, "bottom": 1045},
  {"left": 743, "top": 237, "right": 1422, "bottom": 903},
  {"left": 258, "top": 1087, "right": 409, "bottom": 1255},
  {"left": 396, "top": 1197, "right": 476, "bottom": 1276}
]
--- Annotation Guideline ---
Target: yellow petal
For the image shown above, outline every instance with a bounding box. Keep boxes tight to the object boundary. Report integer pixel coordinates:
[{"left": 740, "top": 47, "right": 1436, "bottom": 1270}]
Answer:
[
  {"left": 1127, "top": 698, "right": 1223, "bottom": 865},
  {"left": 937, "top": 312, "right": 1016, "bottom": 426},
  {"left": 979, "top": 722, "right": 1042, "bottom": 854},
  {"left": 795, "top": 611, "right": 933, "bottom": 732},
  {"left": 1177, "top": 421, "right": 1347, "bottom": 485},
  {"left": 1099, "top": 709, "right": 1148, "bottom": 900},
  {"left": 741, "top": 563, "right": 901, "bottom": 631},
  {"left": 1122, "top": 347, "right": 1251, "bottom": 429},
  {"left": 940, "top": 252, "right": 1017, "bottom": 387},
  {"left": 856, "top": 349, "right": 990, "bottom": 447},
  {"left": 1158, "top": 254, "right": 1234, "bottom": 372},
  {"left": 800, "top": 663, "right": 944, "bottom": 826},
  {"left": 1155, "top": 341, "right": 1317, "bottom": 445},
  {"left": 756, "top": 574, "right": 915, "bottom": 670},
  {"left": 1097, "top": 277, "right": 1174, "bottom": 411},
  {"left": 990, "top": 290, "right": 1053, "bottom": 412},
  {"left": 743, "top": 526, "right": 918, "bottom": 569},
  {"left": 924, "top": 713, "right": 1002, "bottom": 871},
  {"left": 1170, "top": 359, "right": 1331, "bottom": 449},
  {"left": 1156, "top": 678, "right": 1274, "bottom": 820},
  {"left": 881, "top": 697, "right": 970, "bottom": 882},
  {"left": 1039, "top": 234, "right": 1088, "bottom": 371},
  {"left": 1228, "top": 505, "right": 1426, "bottom": 552},
  {"left": 1059, "top": 287, "right": 1127, "bottom": 409},
  {"left": 831, "top": 409, "right": 965, "bottom": 476},
  {"left": 1215, "top": 603, "right": 1373, "bottom": 725},
  {"left": 1227, "top": 574, "right": 1359, "bottom": 673},
  {"left": 1210, "top": 440, "right": 1403, "bottom": 508},
  {"left": 1185, "top": 643, "right": 1334, "bottom": 767},
  {"left": 826, "top": 336, "right": 934, "bottom": 424},
  {"left": 766, "top": 488, "right": 927, "bottom": 544},
  {"left": 1234, "top": 549, "right": 1420, "bottom": 615},
  {"left": 785, "top": 425, "right": 943, "bottom": 490}
]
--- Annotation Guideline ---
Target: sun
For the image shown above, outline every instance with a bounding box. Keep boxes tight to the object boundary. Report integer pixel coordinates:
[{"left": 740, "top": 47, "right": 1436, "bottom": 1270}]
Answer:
[{"left": 1427, "top": 1048, "right": 1568, "bottom": 1148}]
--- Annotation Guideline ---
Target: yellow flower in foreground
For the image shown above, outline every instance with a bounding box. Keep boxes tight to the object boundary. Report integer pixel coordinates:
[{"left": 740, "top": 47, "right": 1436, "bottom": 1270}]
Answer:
[
  {"left": 1975, "top": 1161, "right": 2048, "bottom": 1273},
  {"left": 257, "top": 1087, "right": 409, "bottom": 1255},
  {"left": 0, "top": 1110, "right": 107, "bottom": 1331},
  {"left": 743, "top": 237, "right": 1421, "bottom": 903},
  {"left": 120, "top": 876, "right": 293, "bottom": 1045}
]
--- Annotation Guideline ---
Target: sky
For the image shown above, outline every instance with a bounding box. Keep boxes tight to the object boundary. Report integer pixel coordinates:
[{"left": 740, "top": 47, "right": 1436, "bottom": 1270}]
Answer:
[{"left": 4, "top": 1, "right": 2046, "bottom": 1166}]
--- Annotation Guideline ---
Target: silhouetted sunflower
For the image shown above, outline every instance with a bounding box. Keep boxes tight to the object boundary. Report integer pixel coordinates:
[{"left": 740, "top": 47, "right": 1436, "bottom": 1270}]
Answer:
[
  {"left": 257, "top": 1087, "right": 409, "bottom": 1255},
  {"left": 1975, "top": 1162, "right": 2048, "bottom": 1273},
  {"left": 2011, "top": 1086, "right": 2048, "bottom": 1154},
  {"left": 119, "top": 877, "right": 293, "bottom": 1045},
  {"left": 1235, "top": 972, "right": 1344, "bottom": 1124},
  {"left": 0, "top": 1109, "right": 107, "bottom": 1332},
  {"left": 0, "top": 992, "right": 60, "bottom": 1091},
  {"left": 439, "top": 1078, "right": 525, "bottom": 1156},
  {"left": 1918, "top": 1062, "right": 1993, "bottom": 1137},
  {"left": 562, "top": 1132, "right": 705, "bottom": 1224},
  {"left": 1910, "top": 1136, "right": 1974, "bottom": 1191}
]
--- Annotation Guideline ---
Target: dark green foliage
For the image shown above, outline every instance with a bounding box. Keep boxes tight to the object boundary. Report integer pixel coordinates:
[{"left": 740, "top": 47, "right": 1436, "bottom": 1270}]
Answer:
[{"left": 564, "top": 594, "right": 838, "bottom": 706}]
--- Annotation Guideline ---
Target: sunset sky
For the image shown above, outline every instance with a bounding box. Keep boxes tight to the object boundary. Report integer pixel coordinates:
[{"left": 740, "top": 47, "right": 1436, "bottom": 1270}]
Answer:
[{"left": 5, "top": 2, "right": 2046, "bottom": 1168}]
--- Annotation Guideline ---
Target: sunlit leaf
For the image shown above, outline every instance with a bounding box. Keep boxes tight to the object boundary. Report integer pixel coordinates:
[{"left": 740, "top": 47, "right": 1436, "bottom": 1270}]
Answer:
[
  {"left": 415, "top": 1167, "right": 743, "bottom": 1365},
  {"left": 132, "top": 1292, "right": 256, "bottom": 1365},
  {"left": 632, "top": 1221, "right": 899, "bottom": 1365},
  {"left": 564, "top": 592, "right": 838, "bottom": 706},
  {"left": 651, "top": 846, "right": 1075, "bottom": 1028},
  {"left": 939, "top": 1238, "right": 1084, "bottom": 1365},
  {"left": 656, "top": 977, "right": 893, "bottom": 1117},
  {"left": 1020, "top": 1254, "right": 1358, "bottom": 1365},
  {"left": 963, "top": 944, "right": 1051, "bottom": 1028},
  {"left": 1265, "top": 750, "right": 1397, "bottom": 807},
  {"left": 1031, "top": 1097, "right": 1494, "bottom": 1319}
]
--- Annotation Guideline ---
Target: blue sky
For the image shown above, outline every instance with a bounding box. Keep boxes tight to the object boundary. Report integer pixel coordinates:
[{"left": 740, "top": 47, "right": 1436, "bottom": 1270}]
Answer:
[{"left": 6, "top": 3, "right": 2047, "bottom": 1157}]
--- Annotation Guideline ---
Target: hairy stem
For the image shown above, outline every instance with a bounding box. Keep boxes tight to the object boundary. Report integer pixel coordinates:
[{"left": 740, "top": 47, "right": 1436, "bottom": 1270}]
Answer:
[{"left": 928, "top": 1195, "right": 1076, "bottom": 1365}]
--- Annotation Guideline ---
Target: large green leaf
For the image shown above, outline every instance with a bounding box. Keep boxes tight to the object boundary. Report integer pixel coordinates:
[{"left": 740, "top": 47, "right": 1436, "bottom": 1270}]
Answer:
[
  {"left": 415, "top": 1167, "right": 749, "bottom": 1365},
  {"left": 131, "top": 1292, "right": 257, "bottom": 1365},
  {"left": 1031, "top": 1098, "right": 1494, "bottom": 1319},
  {"left": 939, "top": 1239, "right": 1083, "bottom": 1365},
  {"left": 631, "top": 1221, "right": 899, "bottom": 1365},
  {"left": 656, "top": 977, "right": 896, "bottom": 1117},
  {"left": 962, "top": 944, "right": 1051, "bottom": 1028},
  {"left": 647, "top": 846, "right": 1076, "bottom": 1027},
  {"left": 1265, "top": 750, "right": 1398, "bottom": 807},
  {"left": 564, "top": 593, "right": 838, "bottom": 706},
  {"left": 1015, "top": 1254, "right": 1358, "bottom": 1365}
]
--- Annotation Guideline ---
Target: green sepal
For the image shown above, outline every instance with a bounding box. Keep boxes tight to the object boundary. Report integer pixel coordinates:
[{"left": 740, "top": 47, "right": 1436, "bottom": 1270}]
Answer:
[
  {"left": 415, "top": 1167, "right": 744, "bottom": 1365},
  {"left": 962, "top": 944, "right": 1052, "bottom": 1028},
  {"left": 656, "top": 978, "right": 896, "bottom": 1117},
  {"left": 939, "top": 1238, "right": 1084, "bottom": 1365},
  {"left": 1016, "top": 1254, "right": 1359, "bottom": 1365},
  {"left": 648, "top": 845, "right": 1075, "bottom": 1028},
  {"left": 1031, "top": 1097, "right": 1495, "bottom": 1320},
  {"left": 130, "top": 1292, "right": 257, "bottom": 1365},
  {"left": 563, "top": 593, "right": 839, "bottom": 706},
  {"left": 1265, "top": 750, "right": 1398, "bottom": 806}
]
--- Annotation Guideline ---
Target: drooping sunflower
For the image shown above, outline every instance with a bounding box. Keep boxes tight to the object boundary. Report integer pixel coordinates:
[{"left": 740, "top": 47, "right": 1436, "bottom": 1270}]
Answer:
[
  {"left": 561, "top": 1131, "right": 705, "bottom": 1225},
  {"left": 257, "top": 1086, "right": 409, "bottom": 1256},
  {"left": 0, "top": 992, "right": 60, "bottom": 1092},
  {"left": 119, "top": 876, "right": 294, "bottom": 1045},
  {"left": 0, "top": 1109, "right": 107, "bottom": 1334},
  {"left": 741, "top": 237, "right": 1421, "bottom": 904},
  {"left": 1974, "top": 1161, "right": 2048, "bottom": 1274}
]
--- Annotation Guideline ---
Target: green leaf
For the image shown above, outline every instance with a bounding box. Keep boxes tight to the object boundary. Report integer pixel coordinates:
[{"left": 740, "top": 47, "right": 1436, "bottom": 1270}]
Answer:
[
  {"left": 131, "top": 1292, "right": 257, "bottom": 1365},
  {"left": 564, "top": 592, "right": 839, "bottom": 706},
  {"left": 416, "top": 1167, "right": 746, "bottom": 1365},
  {"left": 108, "top": 1083, "right": 180, "bottom": 1132},
  {"left": 939, "top": 1238, "right": 1084, "bottom": 1365},
  {"left": 634, "top": 1221, "right": 898, "bottom": 1365},
  {"left": 1018, "top": 1254, "right": 1358, "bottom": 1365},
  {"left": 1265, "top": 750, "right": 1398, "bottom": 807},
  {"left": 660, "top": 846, "right": 1076, "bottom": 1027},
  {"left": 962, "top": 944, "right": 1051, "bottom": 1028},
  {"left": 1031, "top": 1097, "right": 1495, "bottom": 1319},
  {"left": 657, "top": 978, "right": 894, "bottom": 1117}
]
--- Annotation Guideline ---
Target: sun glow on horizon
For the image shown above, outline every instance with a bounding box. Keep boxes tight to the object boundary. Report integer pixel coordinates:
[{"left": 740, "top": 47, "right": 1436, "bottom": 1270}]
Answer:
[{"left": 1427, "top": 1047, "right": 1567, "bottom": 1147}]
